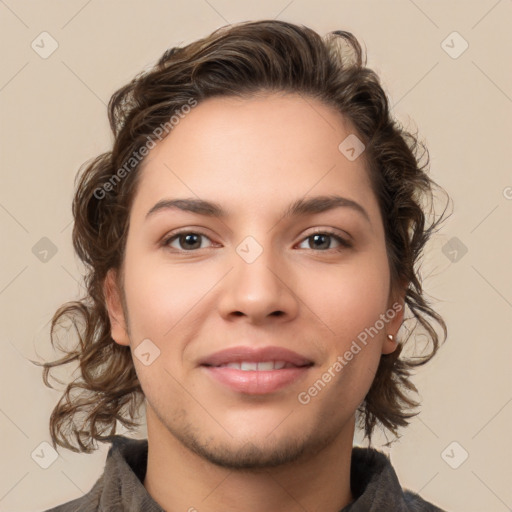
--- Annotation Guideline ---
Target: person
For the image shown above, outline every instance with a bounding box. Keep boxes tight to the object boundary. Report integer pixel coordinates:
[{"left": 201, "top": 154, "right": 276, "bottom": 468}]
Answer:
[{"left": 37, "top": 19, "right": 450, "bottom": 512}]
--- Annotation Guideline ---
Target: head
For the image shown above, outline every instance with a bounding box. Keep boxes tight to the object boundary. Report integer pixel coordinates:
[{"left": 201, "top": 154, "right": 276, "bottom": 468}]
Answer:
[{"left": 37, "top": 20, "right": 449, "bottom": 458}]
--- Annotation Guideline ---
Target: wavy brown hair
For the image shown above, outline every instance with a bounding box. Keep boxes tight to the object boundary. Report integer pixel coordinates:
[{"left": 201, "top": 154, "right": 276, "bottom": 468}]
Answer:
[{"left": 33, "top": 19, "right": 450, "bottom": 453}]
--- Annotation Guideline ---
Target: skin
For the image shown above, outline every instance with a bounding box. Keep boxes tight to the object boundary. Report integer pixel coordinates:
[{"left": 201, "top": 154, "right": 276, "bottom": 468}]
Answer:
[{"left": 104, "top": 92, "right": 405, "bottom": 512}]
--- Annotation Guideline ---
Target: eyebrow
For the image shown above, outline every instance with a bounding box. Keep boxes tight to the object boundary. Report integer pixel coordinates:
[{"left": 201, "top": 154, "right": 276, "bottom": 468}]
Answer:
[{"left": 145, "top": 194, "right": 371, "bottom": 224}]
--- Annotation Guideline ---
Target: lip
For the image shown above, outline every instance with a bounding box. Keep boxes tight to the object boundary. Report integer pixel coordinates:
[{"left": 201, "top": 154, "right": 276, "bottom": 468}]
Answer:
[
  {"left": 199, "top": 346, "right": 313, "bottom": 367},
  {"left": 199, "top": 346, "right": 313, "bottom": 395}
]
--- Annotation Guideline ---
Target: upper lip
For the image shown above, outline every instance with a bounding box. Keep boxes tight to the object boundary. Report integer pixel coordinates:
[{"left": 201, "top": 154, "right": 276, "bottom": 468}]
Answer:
[{"left": 199, "top": 346, "right": 314, "bottom": 367}]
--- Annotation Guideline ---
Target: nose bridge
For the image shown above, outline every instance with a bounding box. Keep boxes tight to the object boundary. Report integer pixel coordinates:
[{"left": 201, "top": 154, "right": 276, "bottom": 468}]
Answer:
[
  {"left": 219, "top": 228, "right": 297, "bottom": 321},
  {"left": 234, "top": 231, "right": 283, "bottom": 295}
]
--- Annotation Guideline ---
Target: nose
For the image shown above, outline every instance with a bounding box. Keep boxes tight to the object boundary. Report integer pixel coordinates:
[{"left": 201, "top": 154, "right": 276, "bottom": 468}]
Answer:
[{"left": 217, "top": 239, "right": 299, "bottom": 325}]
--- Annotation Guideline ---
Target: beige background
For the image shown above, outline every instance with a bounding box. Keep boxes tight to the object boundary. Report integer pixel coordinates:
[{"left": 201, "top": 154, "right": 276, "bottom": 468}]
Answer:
[{"left": 1, "top": 1, "right": 511, "bottom": 511}]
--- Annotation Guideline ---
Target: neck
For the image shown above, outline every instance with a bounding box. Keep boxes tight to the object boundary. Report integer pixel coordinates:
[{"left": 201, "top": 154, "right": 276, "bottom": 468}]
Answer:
[{"left": 143, "top": 407, "right": 355, "bottom": 512}]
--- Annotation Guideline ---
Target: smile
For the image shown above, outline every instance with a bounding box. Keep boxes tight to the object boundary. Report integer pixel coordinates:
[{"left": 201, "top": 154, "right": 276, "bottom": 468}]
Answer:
[
  {"left": 201, "top": 362, "right": 313, "bottom": 394},
  {"left": 213, "top": 361, "right": 298, "bottom": 370},
  {"left": 199, "top": 345, "right": 314, "bottom": 394}
]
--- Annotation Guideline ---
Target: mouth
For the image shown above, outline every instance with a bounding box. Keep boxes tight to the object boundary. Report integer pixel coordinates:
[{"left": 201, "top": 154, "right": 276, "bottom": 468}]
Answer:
[
  {"left": 199, "top": 346, "right": 314, "bottom": 395},
  {"left": 208, "top": 360, "right": 305, "bottom": 371}
]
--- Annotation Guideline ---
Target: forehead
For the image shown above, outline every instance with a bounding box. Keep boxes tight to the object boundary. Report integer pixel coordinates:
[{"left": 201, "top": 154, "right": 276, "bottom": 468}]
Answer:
[{"left": 130, "top": 93, "right": 378, "bottom": 224}]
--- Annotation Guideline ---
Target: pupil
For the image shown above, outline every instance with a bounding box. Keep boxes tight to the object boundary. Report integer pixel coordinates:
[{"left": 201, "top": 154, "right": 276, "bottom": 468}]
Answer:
[
  {"left": 312, "top": 234, "right": 328, "bottom": 249},
  {"left": 183, "top": 233, "right": 200, "bottom": 249}
]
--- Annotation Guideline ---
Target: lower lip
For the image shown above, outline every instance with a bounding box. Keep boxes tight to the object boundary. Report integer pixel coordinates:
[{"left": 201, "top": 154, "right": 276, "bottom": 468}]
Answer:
[{"left": 202, "top": 366, "right": 311, "bottom": 394}]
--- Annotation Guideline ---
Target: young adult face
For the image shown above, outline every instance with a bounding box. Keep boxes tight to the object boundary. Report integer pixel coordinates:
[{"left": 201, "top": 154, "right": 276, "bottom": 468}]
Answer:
[{"left": 105, "top": 92, "right": 404, "bottom": 469}]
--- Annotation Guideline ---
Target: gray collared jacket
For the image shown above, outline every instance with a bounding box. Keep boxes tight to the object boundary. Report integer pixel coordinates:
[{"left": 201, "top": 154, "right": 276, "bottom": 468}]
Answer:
[{"left": 43, "top": 435, "right": 447, "bottom": 511}]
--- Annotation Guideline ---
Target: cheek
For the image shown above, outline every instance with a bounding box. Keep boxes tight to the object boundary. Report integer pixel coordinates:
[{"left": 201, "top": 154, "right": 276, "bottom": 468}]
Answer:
[
  {"left": 122, "top": 252, "right": 216, "bottom": 343},
  {"left": 309, "top": 253, "right": 390, "bottom": 341}
]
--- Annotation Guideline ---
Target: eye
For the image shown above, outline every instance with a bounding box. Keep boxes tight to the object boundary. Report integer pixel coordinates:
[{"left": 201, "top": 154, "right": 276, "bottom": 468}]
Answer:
[
  {"left": 161, "top": 229, "right": 352, "bottom": 253},
  {"left": 162, "top": 230, "right": 214, "bottom": 251},
  {"left": 297, "top": 230, "right": 352, "bottom": 252}
]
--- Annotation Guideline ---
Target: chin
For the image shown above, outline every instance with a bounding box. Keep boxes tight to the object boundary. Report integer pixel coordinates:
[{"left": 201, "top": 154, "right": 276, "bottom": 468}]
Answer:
[
  {"left": 183, "top": 433, "right": 309, "bottom": 470},
  {"left": 166, "top": 415, "right": 340, "bottom": 471}
]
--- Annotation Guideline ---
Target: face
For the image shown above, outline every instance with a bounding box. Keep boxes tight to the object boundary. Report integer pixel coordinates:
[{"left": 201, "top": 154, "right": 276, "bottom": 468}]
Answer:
[{"left": 104, "top": 92, "right": 404, "bottom": 469}]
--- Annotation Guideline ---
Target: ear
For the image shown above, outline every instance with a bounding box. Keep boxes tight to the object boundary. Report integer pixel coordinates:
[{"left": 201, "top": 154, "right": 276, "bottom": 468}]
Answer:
[
  {"left": 103, "top": 268, "right": 130, "bottom": 346},
  {"left": 381, "top": 281, "right": 407, "bottom": 355}
]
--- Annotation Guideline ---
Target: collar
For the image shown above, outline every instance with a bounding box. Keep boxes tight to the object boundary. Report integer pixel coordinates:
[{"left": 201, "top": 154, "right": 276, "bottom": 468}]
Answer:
[
  {"left": 98, "top": 435, "right": 164, "bottom": 511},
  {"left": 94, "top": 435, "right": 443, "bottom": 511},
  {"left": 339, "top": 446, "right": 444, "bottom": 511}
]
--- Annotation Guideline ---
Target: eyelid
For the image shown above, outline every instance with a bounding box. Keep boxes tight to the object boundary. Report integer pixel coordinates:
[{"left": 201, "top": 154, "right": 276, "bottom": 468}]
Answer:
[
  {"left": 303, "top": 227, "right": 352, "bottom": 243},
  {"left": 161, "top": 226, "right": 353, "bottom": 252},
  {"left": 299, "top": 228, "right": 353, "bottom": 250},
  {"left": 160, "top": 228, "right": 215, "bottom": 250}
]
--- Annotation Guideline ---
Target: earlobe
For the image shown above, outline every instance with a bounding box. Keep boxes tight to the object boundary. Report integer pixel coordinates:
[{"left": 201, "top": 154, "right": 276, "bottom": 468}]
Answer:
[
  {"left": 382, "top": 333, "right": 399, "bottom": 355},
  {"left": 382, "top": 287, "right": 407, "bottom": 355},
  {"left": 103, "top": 268, "right": 130, "bottom": 346}
]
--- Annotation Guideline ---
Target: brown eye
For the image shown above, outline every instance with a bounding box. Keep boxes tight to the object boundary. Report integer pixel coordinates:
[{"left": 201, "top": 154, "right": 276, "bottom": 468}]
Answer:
[
  {"left": 298, "top": 231, "right": 352, "bottom": 251},
  {"left": 163, "top": 231, "right": 212, "bottom": 251}
]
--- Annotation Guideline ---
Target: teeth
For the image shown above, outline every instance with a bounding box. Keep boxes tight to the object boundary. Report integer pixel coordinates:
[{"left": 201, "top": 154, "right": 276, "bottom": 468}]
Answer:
[
  {"left": 218, "top": 361, "right": 292, "bottom": 371},
  {"left": 241, "top": 362, "right": 258, "bottom": 371}
]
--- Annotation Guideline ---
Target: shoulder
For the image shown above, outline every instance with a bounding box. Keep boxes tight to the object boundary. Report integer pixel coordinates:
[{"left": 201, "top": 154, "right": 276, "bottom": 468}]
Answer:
[
  {"left": 40, "top": 437, "right": 119, "bottom": 512},
  {"left": 345, "top": 447, "right": 447, "bottom": 511},
  {"left": 41, "top": 435, "right": 157, "bottom": 512},
  {"left": 403, "top": 489, "right": 447, "bottom": 511}
]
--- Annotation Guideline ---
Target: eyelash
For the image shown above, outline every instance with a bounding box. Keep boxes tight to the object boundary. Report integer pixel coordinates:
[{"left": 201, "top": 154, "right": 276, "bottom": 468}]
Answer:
[{"left": 161, "top": 229, "right": 352, "bottom": 253}]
